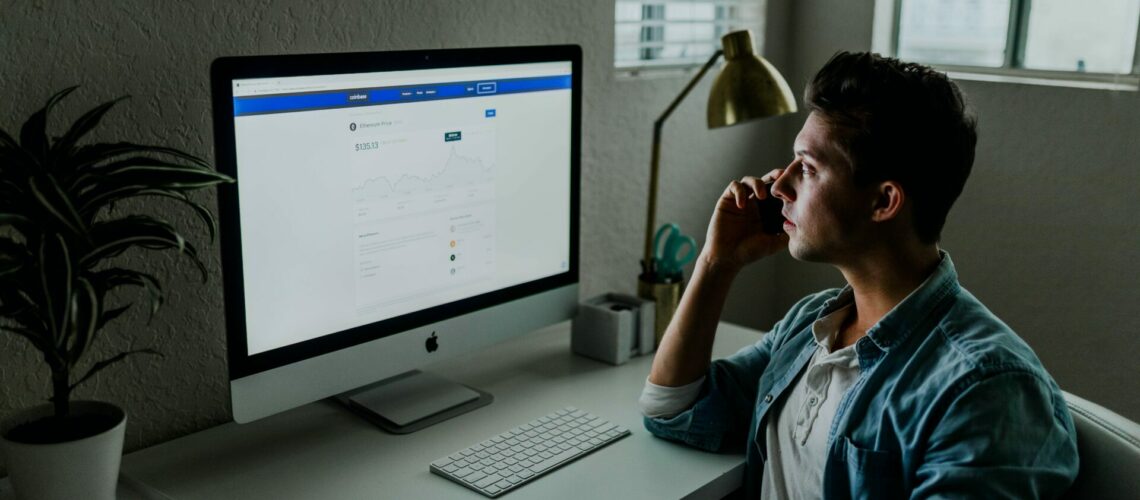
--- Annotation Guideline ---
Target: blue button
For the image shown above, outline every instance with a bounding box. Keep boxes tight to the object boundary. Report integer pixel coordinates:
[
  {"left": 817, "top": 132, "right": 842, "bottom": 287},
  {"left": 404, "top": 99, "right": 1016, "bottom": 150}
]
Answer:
[
  {"left": 485, "top": 109, "right": 496, "bottom": 118},
  {"left": 477, "top": 82, "right": 497, "bottom": 94}
]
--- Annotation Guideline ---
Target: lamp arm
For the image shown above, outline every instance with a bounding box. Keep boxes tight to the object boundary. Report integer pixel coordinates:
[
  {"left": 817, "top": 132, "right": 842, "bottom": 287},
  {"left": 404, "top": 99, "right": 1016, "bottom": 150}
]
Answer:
[{"left": 643, "top": 50, "right": 725, "bottom": 268}]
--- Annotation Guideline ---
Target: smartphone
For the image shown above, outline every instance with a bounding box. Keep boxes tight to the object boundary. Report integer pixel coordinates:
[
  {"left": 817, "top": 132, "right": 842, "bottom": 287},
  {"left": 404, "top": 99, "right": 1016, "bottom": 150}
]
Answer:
[{"left": 759, "top": 182, "right": 785, "bottom": 235}]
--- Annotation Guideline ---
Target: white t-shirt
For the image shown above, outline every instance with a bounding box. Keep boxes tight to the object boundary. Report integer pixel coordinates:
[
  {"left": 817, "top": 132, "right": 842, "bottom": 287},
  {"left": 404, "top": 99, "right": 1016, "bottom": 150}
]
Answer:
[{"left": 639, "top": 305, "right": 860, "bottom": 499}]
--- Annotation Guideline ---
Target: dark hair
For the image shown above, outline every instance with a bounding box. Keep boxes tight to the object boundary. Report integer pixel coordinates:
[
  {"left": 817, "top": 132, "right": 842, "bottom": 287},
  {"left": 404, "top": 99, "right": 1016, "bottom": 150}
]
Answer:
[{"left": 805, "top": 51, "right": 977, "bottom": 244}]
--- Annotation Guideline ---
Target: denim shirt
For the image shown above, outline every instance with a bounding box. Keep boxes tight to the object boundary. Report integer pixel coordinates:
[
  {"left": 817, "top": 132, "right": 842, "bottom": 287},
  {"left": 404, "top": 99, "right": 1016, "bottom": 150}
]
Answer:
[{"left": 644, "top": 253, "right": 1079, "bottom": 498}]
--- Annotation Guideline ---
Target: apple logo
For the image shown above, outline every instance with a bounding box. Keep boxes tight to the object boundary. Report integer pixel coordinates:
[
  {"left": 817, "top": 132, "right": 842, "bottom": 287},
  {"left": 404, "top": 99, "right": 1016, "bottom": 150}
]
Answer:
[{"left": 425, "top": 332, "right": 439, "bottom": 353}]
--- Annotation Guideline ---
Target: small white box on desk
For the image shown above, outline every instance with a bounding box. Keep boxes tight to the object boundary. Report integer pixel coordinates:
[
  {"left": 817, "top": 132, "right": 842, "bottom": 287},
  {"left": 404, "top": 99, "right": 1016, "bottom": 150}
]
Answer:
[{"left": 571, "top": 293, "right": 655, "bottom": 365}]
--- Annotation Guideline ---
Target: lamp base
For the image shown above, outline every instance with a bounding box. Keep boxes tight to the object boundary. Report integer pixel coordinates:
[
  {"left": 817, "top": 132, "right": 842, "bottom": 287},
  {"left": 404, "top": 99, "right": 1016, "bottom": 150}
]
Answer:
[{"left": 637, "top": 275, "right": 682, "bottom": 348}]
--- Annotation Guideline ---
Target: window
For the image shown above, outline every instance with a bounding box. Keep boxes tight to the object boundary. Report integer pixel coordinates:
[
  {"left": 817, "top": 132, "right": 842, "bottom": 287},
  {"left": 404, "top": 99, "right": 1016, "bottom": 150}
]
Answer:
[
  {"left": 874, "top": 0, "right": 1140, "bottom": 88},
  {"left": 615, "top": 0, "right": 766, "bottom": 70}
]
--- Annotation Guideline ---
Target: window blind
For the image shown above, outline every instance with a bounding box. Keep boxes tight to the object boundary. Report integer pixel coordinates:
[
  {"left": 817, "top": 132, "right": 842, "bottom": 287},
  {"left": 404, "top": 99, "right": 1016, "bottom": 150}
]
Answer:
[{"left": 615, "top": 0, "right": 766, "bottom": 69}]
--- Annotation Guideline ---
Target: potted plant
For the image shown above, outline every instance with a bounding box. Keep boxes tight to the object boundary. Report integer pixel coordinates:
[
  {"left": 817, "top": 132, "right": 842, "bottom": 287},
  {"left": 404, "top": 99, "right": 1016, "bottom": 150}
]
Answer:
[{"left": 0, "top": 87, "right": 233, "bottom": 499}]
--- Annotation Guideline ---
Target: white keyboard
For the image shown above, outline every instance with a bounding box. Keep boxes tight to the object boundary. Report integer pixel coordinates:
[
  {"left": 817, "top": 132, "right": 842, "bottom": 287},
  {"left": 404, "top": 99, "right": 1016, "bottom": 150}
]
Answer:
[{"left": 429, "top": 407, "right": 631, "bottom": 497}]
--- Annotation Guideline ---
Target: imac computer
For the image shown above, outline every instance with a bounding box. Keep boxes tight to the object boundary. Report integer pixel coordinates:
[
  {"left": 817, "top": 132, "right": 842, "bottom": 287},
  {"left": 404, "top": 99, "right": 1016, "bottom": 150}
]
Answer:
[{"left": 211, "top": 45, "right": 581, "bottom": 432}]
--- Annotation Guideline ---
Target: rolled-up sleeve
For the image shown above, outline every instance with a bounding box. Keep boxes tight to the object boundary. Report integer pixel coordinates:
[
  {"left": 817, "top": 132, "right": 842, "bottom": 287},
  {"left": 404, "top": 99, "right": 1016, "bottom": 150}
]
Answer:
[
  {"left": 911, "top": 370, "right": 1079, "bottom": 499},
  {"left": 642, "top": 330, "right": 777, "bottom": 453}
]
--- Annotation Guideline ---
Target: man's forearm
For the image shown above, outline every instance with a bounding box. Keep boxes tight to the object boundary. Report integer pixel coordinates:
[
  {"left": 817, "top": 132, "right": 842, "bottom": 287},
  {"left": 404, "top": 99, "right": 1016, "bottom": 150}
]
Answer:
[{"left": 648, "top": 253, "right": 740, "bottom": 387}]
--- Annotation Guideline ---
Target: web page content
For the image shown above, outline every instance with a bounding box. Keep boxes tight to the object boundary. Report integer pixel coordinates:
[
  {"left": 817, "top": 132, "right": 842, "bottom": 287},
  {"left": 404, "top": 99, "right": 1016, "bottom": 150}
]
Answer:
[{"left": 232, "top": 65, "right": 572, "bottom": 355}]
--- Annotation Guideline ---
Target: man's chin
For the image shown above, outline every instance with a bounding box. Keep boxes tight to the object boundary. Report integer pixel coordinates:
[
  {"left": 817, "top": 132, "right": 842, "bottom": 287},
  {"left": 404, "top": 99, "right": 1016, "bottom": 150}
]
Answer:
[{"left": 787, "top": 240, "right": 829, "bottom": 263}]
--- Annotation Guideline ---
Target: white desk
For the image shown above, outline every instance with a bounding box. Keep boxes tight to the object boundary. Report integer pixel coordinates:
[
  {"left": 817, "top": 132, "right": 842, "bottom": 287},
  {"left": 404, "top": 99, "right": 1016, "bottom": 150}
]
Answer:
[{"left": 120, "top": 321, "right": 761, "bottom": 499}]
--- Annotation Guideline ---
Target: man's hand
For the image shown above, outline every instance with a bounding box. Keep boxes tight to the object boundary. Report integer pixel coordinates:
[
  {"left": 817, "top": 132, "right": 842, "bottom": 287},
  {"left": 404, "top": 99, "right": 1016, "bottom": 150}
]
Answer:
[
  {"left": 648, "top": 169, "right": 790, "bottom": 388},
  {"left": 703, "top": 170, "right": 789, "bottom": 271}
]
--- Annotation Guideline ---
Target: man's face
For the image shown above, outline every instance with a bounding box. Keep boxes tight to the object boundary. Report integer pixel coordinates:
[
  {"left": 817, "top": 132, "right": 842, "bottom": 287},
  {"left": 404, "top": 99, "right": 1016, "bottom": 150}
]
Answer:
[{"left": 771, "top": 112, "right": 878, "bottom": 264}]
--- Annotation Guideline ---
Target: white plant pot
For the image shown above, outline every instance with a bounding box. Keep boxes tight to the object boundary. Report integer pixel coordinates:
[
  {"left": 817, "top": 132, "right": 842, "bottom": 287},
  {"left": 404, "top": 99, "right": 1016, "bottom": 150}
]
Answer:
[{"left": 1, "top": 400, "right": 126, "bottom": 500}]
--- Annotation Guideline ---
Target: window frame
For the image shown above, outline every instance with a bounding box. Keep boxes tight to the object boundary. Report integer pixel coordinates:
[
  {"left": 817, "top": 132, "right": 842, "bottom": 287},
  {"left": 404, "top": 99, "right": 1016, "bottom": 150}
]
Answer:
[
  {"left": 614, "top": 0, "right": 767, "bottom": 75},
  {"left": 872, "top": 0, "right": 1140, "bottom": 90}
]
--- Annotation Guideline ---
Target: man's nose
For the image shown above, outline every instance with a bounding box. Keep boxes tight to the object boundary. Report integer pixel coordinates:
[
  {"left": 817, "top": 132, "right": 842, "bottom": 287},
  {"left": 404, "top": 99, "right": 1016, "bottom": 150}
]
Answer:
[{"left": 771, "top": 164, "right": 795, "bottom": 202}]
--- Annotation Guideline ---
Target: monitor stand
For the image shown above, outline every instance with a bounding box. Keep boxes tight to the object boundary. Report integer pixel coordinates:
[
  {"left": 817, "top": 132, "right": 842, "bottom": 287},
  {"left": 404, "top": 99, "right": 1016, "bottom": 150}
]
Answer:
[{"left": 334, "top": 370, "right": 493, "bottom": 434}]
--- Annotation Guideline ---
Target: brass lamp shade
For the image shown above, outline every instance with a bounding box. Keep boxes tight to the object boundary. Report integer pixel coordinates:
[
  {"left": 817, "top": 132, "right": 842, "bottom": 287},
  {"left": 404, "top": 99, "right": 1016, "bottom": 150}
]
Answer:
[
  {"left": 707, "top": 30, "right": 796, "bottom": 128},
  {"left": 641, "top": 29, "right": 797, "bottom": 290}
]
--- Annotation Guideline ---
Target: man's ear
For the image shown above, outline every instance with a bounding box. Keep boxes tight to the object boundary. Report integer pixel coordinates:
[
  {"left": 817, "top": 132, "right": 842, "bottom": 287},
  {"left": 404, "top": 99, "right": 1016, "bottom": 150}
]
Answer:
[{"left": 870, "top": 180, "right": 905, "bottom": 222}]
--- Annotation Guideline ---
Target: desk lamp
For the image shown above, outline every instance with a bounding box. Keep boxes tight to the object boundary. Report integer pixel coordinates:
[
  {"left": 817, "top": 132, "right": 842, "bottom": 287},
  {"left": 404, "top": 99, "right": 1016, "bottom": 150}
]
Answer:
[{"left": 638, "top": 30, "right": 796, "bottom": 342}]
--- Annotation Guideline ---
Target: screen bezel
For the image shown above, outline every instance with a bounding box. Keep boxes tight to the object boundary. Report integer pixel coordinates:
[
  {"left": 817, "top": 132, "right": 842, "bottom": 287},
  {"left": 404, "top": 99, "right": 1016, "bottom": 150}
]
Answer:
[{"left": 211, "top": 45, "right": 581, "bottom": 380}]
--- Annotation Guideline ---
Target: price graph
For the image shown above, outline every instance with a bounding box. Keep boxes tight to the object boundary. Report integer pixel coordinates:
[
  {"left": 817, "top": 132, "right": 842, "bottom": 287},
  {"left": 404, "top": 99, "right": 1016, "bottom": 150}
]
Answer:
[
  {"left": 350, "top": 125, "right": 496, "bottom": 222},
  {"left": 352, "top": 145, "right": 493, "bottom": 199}
]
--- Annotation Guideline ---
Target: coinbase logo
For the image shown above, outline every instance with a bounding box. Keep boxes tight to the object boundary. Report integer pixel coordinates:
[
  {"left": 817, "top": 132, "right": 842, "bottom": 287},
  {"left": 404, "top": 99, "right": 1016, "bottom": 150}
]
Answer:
[{"left": 349, "top": 122, "right": 357, "bottom": 131}]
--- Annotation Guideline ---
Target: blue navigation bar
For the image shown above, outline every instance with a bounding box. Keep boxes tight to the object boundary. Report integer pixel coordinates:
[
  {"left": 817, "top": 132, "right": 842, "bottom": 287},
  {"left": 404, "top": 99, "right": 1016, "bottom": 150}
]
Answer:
[{"left": 233, "top": 74, "right": 571, "bottom": 116}]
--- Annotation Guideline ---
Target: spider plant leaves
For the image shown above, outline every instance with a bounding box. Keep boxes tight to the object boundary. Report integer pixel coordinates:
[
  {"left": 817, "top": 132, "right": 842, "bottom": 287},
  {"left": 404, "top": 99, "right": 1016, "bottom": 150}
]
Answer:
[
  {"left": 74, "top": 159, "right": 233, "bottom": 216},
  {"left": 20, "top": 86, "right": 78, "bottom": 163},
  {"left": 0, "top": 235, "right": 28, "bottom": 278},
  {"left": 51, "top": 96, "right": 129, "bottom": 163},
  {"left": 38, "top": 233, "right": 72, "bottom": 344},
  {"left": 68, "top": 347, "right": 161, "bottom": 393},
  {"left": 70, "top": 142, "right": 211, "bottom": 174},
  {"left": 96, "top": 305, "right": 131, "bottom": 330},
  {"left": 133, "top": 189, "right": 219, "bottom": 243},
  {"left": 82, "top": 215, "right": 209, "bottom": 282},
  {"left": 0, "top": 213, "right": 34, "bottom": 236},
  {"left": 2, "top": 87, "right": 228, "bottom": 416},
  {"left": 90, "top": 267, "right": 163, "bottom": 320},
  {"left": 29, "top": 174, "right": 86, "bottom": 238},
  {"left": 66, "top": 276, "right": 99, "bottom": 365}
]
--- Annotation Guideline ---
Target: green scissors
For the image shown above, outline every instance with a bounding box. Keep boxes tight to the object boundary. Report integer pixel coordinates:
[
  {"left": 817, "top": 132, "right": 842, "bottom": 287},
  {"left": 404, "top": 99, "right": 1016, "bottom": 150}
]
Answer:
[{"left": 653, "top": 223, "right": 697, "bottom": 280}]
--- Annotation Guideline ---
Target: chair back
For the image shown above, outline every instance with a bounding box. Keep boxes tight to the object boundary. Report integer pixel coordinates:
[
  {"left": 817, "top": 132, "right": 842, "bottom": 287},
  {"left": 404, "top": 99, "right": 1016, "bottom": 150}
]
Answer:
[{"left": 1062, "top": 391, "right": 1140, "bottom": 500}]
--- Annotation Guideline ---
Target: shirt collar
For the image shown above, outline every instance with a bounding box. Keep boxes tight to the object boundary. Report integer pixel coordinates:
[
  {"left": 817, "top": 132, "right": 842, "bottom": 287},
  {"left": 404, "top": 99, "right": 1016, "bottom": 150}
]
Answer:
[{"left": 815, "top": 250, "right": 960, "bottom": 353}]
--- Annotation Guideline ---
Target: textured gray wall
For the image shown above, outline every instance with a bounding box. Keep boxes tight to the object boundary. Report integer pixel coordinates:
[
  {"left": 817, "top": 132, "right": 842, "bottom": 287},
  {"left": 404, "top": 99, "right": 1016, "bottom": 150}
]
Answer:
[
  {"left": 773, "top": 0, "right": 1140, "bottom": 422},
  {"left": 0, "top": 0, "right": 787, "bottom": 469}
]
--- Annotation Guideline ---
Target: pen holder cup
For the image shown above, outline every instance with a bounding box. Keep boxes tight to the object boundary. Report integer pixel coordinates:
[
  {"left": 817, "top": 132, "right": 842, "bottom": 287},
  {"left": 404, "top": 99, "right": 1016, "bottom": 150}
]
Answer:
[{"left": 637, "top": 276, "right": 682, "bottom": 348}]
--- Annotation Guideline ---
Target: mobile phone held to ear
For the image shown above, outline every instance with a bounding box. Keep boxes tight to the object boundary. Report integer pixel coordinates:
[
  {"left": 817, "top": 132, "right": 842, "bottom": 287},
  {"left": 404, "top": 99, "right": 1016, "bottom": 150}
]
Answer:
[{"left": 759, "top": 182, "right": 785, "bottom": 235}]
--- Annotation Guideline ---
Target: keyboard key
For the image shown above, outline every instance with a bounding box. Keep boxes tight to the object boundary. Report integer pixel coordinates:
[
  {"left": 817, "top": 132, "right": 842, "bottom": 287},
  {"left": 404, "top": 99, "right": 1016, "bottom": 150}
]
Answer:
[
  {"left": 532, "top": 449, "right": 578, "bottom": 472},
  {"left": 452, "top": 467, "right": 474, "bottom": 479},
  {"left": 485, "top": 485, "right": 501, "bottom": 495},
  {"left": 474, "top": 473, "right": 503, "bottom": 489},
  {"left": 466, "top": 471, "right": 487, "bottom": 483}
]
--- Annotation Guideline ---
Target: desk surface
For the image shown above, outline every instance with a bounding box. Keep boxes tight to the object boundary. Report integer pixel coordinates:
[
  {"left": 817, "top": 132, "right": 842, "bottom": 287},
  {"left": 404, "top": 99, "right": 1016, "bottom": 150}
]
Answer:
[{"left": 121, "top": 321, "right": 761, "bottom": 499}]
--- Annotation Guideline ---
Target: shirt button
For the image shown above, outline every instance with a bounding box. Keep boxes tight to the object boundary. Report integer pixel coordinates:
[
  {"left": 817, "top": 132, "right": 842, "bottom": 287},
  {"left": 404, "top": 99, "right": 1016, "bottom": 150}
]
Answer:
[
  {"left": 764, "top": 394, "right": 773, "bottom": 403},
  {"left": 809, "top": 396, "right": 818, "bottom": 406}
]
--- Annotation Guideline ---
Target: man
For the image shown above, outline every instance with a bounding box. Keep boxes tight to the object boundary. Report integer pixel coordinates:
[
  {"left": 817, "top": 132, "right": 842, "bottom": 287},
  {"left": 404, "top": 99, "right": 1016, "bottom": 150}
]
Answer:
[{"left": 640, "top": 52, "right": 1079, "bottom": 498}]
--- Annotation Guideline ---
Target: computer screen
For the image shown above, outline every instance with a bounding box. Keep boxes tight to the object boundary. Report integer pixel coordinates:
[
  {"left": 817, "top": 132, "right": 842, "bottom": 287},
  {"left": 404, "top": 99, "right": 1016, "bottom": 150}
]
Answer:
[{"left": 212, "top": 46, "right": 581, "bottom": 427}]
